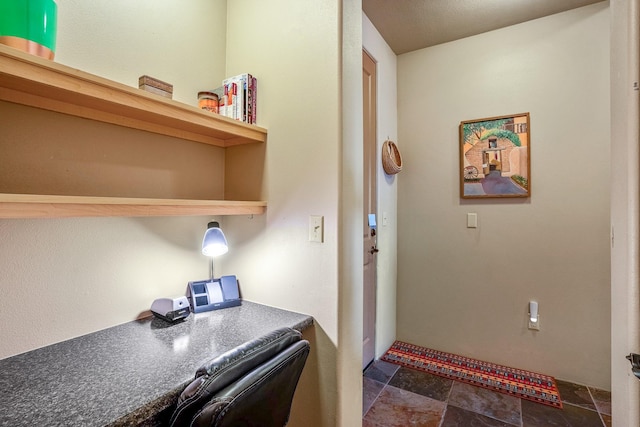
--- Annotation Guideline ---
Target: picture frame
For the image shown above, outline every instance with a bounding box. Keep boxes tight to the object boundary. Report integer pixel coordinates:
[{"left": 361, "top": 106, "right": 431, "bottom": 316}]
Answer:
[{"left": 460, "top": 112, "right": 531, "bottom": 199}]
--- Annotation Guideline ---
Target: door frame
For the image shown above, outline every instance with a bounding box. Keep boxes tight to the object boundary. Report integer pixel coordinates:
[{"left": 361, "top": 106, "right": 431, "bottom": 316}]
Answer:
[{"left": 362, "top": 48, "right": 377, "bottom": 369}]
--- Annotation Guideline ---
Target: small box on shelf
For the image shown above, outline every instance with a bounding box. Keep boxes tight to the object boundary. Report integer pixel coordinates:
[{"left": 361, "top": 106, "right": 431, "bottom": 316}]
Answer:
[{"left": 138, "top": 75, "right": 173, "bottom": 99}]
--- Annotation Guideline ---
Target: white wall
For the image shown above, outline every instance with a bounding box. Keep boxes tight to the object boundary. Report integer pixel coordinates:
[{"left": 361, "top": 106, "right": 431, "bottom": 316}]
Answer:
[
  {"left": 0, "top": 216, "right": 212, "bottom": 357},
  {"left": 222, "top": 1, "right": 343, "bottom": 425},
  {"left": 397, "top": 2, "right": 611, "bottom": 389},
  {"left": 0, "top": 0, "right": 229, "bottom": 359},
  {"left": 610, "top": 0, "right": 640, "bottom": 424},
  {"left": 362, "top": 13, "right": 398, "bottom": 359},
  {"left": 222, "top": 0, "right": 340, "bottom": 337},
  {"left": 56, "top": 0, "right": 227, "bottom": 106},
  {"left": 339, "top": 2, "right": 365, "bottom": 426},
  {"left": 1, "top": 1, "right": 361, "bottom": 425}
]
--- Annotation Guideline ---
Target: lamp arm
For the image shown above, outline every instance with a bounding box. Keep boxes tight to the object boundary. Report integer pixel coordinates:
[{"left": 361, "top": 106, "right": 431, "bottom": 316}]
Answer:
[{"left": 209, "top": 257, "right": 215, "bottom": 281}]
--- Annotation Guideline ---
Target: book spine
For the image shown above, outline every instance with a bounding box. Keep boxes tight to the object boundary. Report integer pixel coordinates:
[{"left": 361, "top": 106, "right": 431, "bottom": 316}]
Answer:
[
  {"left": 246, "top": 74, "right": 253, "bottom": 124},
  {"left": 223, "top": 74, "right": 256, "bottom": 122},
  {"left": 222, "top": 78, "right": 231, "bottom": 118},
  {"left": 242, "top": 75, "right": 248, "bottom": 123},
  {"left": 218, "top": 92, "right": 226, "bottom": 117},
  {"left": 233, "top": 75, "right": 246, "bottom": 122},
  {"left": 251, "top": 76, "right": 257, "bottom": 124},
  {"left": 223, "top": 83, "right": 230, "bottom": 118},
  {"left": 231, "top": 82, "right": 238, "bottom": 120}
]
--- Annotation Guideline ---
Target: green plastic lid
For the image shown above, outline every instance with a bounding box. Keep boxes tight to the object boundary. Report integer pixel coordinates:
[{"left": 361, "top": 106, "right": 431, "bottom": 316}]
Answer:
[{"left": 0, "top": 0, "right": 57, "bottom": 51}]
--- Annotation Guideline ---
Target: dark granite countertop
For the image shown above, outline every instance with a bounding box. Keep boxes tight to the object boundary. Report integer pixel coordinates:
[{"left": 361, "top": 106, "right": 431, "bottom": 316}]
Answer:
[{"left": 0, "top": 301, "right": 313, "bottom": 426}]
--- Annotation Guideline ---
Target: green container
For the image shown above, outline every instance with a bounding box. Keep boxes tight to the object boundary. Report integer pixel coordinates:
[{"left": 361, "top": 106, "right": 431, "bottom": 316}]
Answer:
[{"left": 0, "top": 0, "right": 57, "bottom": 59}]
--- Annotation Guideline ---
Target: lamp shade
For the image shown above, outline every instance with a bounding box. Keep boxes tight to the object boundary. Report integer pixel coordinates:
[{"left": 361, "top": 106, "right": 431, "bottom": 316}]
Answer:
[{"left": 202, "top": 221, "right": 228, "bottom": 257}]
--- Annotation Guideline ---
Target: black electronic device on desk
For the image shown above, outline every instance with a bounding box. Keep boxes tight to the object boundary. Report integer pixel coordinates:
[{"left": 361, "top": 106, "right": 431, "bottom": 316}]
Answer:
[
  {"left": 187, "top": 275, "right": 241, "bottom": 313},
  {"left": 150, "top": 296, "right": 191, "bottom": 322}
]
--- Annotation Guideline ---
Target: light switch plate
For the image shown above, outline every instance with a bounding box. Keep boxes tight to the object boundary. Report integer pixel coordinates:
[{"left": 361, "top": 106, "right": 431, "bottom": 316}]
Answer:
[
  {"left": 309, "top": 215, "right": 324, "bottom": 242},
  {"left": 467, "top": 213, "right": 478, "bottom": 228}
]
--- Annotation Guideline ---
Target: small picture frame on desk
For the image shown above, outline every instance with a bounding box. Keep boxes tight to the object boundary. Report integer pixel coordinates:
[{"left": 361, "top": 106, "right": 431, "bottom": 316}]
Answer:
[{"left": 187, "top": 275, "right": 241, "bottom": 313}]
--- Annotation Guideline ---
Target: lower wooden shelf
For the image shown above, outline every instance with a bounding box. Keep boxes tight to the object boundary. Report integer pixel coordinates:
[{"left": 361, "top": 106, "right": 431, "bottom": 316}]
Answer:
[{"left": 0, "top": 194, "right": 267, "bottom": 218}]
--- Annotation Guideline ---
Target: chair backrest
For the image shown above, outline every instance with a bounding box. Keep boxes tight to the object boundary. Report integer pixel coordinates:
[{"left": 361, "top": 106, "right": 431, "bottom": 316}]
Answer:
[{"left": 169, "top": 327, "right": 310, "bottom": 427}]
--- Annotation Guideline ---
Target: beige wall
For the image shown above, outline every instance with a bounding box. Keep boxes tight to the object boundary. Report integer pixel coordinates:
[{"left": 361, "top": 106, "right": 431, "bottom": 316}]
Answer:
[
  {"left": 0, "top": 102, "right": 225, "bottom": 200},
  {"left": 0, "top": 215, "right": 212, "bottom": 357},
  {"left": 0, "top": 0, "right": 228, "bottom": 359},
  {"left": 1, "top": 1, "right": 361, "bottom": 425},
  {"left": 56, "top": 0, "right": 227, "bottom": 107},
  {"left": 362, "top": 13, "right": 398, "bottom": 359},
  {"left": 339, "top": 3, "right": 365, "bottom": 426},
  {"left": 610, "top": 0, "right": 640, "bottom": 425},
  {"left": 0, "top": 0, "right": 624, "bottom": 424},
  {"left": 223, "top": 0, "right": 340, "bottom": 339},
  {"left": 397, "top": 2, "right": 611, "bottom": 390},
  {"left": 222, "top": 2, "right": 366, "bottom": 426},
  {"left": 220, "top": 1, "right": 361, "bottom": 426}
]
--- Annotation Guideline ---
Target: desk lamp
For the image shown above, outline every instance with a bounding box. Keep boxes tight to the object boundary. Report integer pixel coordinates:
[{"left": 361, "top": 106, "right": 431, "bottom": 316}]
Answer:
[
  {"left": 202, "top": 221, "right": 228, "bottom": 279},
  {"left": 187, "top": 221, "right": 240, "bottom": 313}
]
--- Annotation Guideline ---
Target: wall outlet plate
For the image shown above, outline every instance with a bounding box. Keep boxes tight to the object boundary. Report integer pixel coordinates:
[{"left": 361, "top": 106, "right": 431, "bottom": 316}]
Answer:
[{"left": 528, "top": 318, "right": 540, "bottom": 331}]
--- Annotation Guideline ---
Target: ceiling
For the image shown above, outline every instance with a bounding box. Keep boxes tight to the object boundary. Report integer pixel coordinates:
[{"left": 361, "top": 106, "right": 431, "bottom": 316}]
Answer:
[{"left": 362, "top": 0, "right": 605, "bottom": 55}]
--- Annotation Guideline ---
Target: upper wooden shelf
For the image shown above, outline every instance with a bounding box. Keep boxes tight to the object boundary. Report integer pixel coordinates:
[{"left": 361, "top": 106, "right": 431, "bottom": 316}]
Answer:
[
  {"left": 0, "top": 194, "right": 267, "bottom": 218},
  {"left": 0, "top": 45, "right": 267, "bottom": 147}
]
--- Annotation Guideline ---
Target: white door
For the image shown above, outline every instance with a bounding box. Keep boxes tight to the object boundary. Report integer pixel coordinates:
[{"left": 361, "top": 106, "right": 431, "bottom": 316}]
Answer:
[{"left": 363, "top": 49, "right": 377, "bottom": 370}]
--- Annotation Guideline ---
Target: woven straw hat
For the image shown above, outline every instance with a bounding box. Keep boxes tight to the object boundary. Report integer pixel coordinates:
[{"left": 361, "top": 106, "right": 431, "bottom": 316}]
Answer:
[{"left": 382, "top": 140, "right": 402, "bottom": 175}]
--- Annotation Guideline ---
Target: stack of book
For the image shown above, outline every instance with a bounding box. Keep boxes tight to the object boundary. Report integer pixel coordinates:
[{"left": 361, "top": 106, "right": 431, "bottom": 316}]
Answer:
[{"left": 213, "top": 73, "right": 257, "bottom": 124}]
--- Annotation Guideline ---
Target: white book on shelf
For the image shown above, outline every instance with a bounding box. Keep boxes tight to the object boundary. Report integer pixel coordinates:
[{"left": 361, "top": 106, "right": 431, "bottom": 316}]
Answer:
[
  {"left": 223, "top": 73, "right": 253, "bottom": 122},
  {"left": 222, "top": 75, "right": 241, "bottom": 121}
]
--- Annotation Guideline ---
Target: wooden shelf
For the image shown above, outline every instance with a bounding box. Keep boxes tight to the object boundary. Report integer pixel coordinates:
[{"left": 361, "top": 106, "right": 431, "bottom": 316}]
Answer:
[
  {"left": 0, "top": 194, "right": 267, "bottom": 218},
  {"left": 0, "top": 45, "right": 267, "bottom": 148},
  {"left": 0, "top": 46, "right": 268, "bottom": 219}
]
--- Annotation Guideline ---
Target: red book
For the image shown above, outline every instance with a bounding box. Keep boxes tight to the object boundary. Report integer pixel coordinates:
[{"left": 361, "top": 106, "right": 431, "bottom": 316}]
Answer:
[{"left": 251, "top": 76, "right": 257, "bottom": 124}]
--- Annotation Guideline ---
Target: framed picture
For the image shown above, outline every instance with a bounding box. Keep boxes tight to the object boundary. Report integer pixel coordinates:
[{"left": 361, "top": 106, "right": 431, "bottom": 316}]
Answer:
[{"left": 460, "top": 113, "right": 531, "bottom": 199}]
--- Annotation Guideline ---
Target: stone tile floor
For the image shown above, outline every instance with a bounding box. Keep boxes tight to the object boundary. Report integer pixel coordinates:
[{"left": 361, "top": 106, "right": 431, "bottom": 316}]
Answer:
[{"left": 363, "top": 360, "right": 612, "bottom": 427}]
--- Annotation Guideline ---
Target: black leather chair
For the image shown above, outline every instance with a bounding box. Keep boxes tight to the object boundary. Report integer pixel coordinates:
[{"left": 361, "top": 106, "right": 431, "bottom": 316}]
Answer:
[{"left": 169, "top": 327, "right": 310, "bottom": 427}]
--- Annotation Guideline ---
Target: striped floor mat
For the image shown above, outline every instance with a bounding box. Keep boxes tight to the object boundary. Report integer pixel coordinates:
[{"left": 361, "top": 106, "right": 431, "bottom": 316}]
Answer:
[{"left": 381, "top": 341, "right": 562, "bottom": 408}]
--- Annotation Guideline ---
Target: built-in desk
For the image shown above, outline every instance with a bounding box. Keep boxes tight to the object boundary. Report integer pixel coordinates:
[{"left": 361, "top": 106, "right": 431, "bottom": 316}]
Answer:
[{"left": 0, "top": 301, "right": 313, "bottom": 426}]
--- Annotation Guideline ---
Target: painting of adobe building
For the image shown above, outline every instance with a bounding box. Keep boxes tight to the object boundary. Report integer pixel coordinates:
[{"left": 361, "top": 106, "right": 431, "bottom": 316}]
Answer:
[{"left": 460, "top": 113, "right": 530, "bottom": 198}]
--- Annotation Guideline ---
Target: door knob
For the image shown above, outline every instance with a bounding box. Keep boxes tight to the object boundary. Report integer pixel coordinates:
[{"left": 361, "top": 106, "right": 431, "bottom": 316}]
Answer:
[
  {"left": 370, "top": 246, "right": 379, "bottom": 254},
  {"left": 626, "top": 353, "right": 640, "bottom": 380}
]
